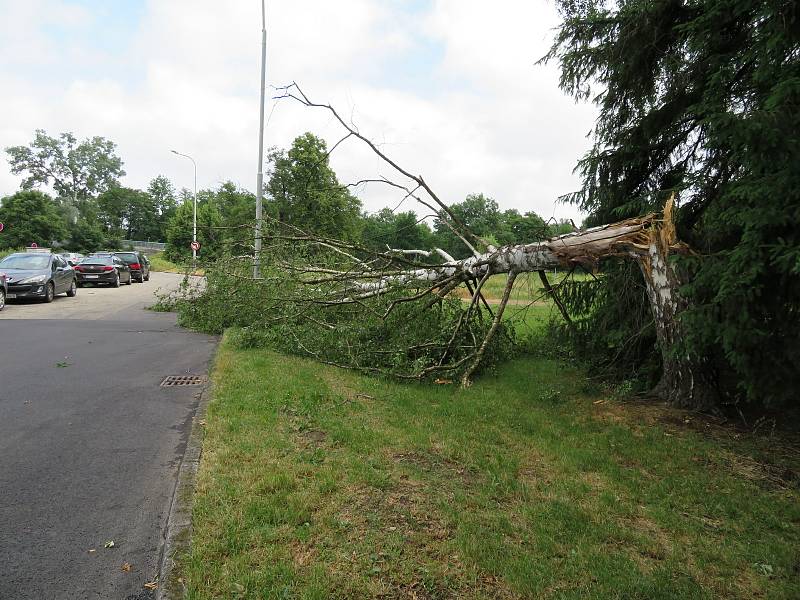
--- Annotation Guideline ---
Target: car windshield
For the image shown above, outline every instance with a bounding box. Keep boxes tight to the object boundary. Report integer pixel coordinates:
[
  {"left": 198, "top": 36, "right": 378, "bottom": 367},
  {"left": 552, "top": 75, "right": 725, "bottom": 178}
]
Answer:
[
  {"left": 115, "top": 253, "right": 138, "bottom": 263},
  {"left": 80, "top": 256, "right": 114, "bottom": 265},
  {"left": 0, "top": 255, "right": 50, "bottom": 270}
]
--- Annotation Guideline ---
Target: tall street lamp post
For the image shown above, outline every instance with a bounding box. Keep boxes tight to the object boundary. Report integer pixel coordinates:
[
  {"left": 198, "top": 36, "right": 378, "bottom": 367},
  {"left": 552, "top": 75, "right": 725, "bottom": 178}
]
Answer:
[
  {"left": 254, "top": 0, "right": 267, "bottom": 279},
  {"left": 171, "top": 150, "right": 198, "bottom": 263}
]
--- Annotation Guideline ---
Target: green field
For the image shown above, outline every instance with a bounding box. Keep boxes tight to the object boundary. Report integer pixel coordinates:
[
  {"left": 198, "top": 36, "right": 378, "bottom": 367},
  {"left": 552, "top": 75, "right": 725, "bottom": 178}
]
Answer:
[
  {"left": 177, "top": 335, "right": 800, "bottom": 599},
  {"left": 453, "top": 270, "right": 592, "bottom": 304}
]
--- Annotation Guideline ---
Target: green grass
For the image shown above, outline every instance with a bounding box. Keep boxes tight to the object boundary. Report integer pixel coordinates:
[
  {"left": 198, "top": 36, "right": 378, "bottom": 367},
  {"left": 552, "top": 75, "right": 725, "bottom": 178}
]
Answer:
[
  {"left": 181, "top": 335, "right": 800, "bottom": 599},
  {"left": 148, "top": 251, "right": 181, "bottom": 272},
  {"left": 0, "top": 247, "right": 25, "bottom": 261},
  {"left": 454, "top": 271, "right": 593, "bottom": 303},
  {"left": 148, "top": 251, "right": 205, "bottom": 275}
]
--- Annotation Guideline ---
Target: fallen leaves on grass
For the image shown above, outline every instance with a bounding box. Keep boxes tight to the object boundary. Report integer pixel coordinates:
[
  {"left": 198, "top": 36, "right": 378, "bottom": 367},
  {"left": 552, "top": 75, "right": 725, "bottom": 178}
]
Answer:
[
  {"left": 104, "top": 540, "right": 115, "bottom": 548},
  {"left": 121, "top": 562, "right": 131, "bottom": 572},
  {"left": 144, "top": 580, "right": 158, "bottom": 590}
]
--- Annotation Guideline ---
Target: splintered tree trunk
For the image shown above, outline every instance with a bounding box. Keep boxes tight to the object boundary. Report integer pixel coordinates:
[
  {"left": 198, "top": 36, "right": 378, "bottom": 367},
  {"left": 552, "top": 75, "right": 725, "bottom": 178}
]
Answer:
[
  {"left": 275, "top": 85, "right": 715, "bottom": 407},
  {"left": 633, "top": 201, "right": 717, "bottom": 410}
]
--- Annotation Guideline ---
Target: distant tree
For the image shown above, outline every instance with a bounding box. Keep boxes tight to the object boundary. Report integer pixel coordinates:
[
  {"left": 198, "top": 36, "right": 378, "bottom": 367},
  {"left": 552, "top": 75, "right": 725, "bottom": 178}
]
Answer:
[
  {"left": 212, "top": 182, "right": 256, "bottom": 253},
  {"left": 147, "top": 175, "right": 178, "bottom": 240},
  {"left": 267, "top": 133, "right": 362, "bottom": 241},
  {"left": 124, "top": 189, "right": 160, "bottom": 241},
  {"left": 0, "top": 190, "right": 68, "bottom": 249},
  {"left": 96, "top": 187, "right": 131, "bottom": 236},
  {"left": 5, "top": 130, "right": 124, "bottom": 216},
  {"left": 547, "top": 219, "right": 575, "bottom": 237},
  {"left": 496, "top": 209, "right": 551, "bottom": 246},
  {"left": 165, "top": 198, "right": 223, "bottom": 262},
  {"left": 433, "top": 194, "right": 502, "bottom": 258},
  {"left": 362, "top": 209, "right": 434, "bottom": 253},
  {"left": 67, "top": 219, "right": 105, "bottom": 253}
]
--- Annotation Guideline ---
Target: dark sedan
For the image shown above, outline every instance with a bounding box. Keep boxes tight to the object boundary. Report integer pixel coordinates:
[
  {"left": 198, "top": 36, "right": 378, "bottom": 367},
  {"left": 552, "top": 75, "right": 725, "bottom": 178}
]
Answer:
[
  {"left": 0, "top": 252, "right": 77, "bottom": 302},
  {"left": 75, "top": 255, "right": 132, "bottom": 287},
  {"left": 0, "top": 270, "right": 7, "bottom": 311},
  {"left": 113, "top": 251, "right": 151, "bottom": 283}
]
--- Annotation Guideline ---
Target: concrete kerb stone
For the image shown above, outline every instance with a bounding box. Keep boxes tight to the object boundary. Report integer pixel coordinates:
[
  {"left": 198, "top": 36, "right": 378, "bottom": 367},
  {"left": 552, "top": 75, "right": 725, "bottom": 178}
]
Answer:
[{"left": 155, "top": 379, "right": 213, "bottom": 600}]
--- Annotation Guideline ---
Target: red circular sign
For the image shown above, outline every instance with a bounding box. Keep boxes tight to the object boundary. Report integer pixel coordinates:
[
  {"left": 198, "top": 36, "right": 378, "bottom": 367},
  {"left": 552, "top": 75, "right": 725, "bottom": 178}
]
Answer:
[
  {"left": 0, "top": 222, "right": 4, "bottom": 232},
  {"left": 190, "top": 241, "right": 201, "bottom": 251},
  {"left": 30, "top": 242, "right": 38, "bottom": 248}
]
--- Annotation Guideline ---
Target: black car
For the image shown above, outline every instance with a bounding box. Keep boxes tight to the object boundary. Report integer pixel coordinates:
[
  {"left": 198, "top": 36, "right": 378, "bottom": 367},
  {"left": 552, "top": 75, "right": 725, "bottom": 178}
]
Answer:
[
  {"left": 75, "top": 255, "right": 132, "bottom": 287},
  {"left": 113, "top": 251, "right": 151, "bottom": 283},
  {"left": 0, "top": 251, "right": 78, "bottom": 302},
  {"left": 0, "top": 270, "right": 7, "bottom": 311}
]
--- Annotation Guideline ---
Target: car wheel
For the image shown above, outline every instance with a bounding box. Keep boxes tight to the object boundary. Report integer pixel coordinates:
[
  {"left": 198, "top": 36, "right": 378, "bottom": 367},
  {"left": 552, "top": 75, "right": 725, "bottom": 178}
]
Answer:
[
  {"left": 0, "top": 289, "right": 5, "bottom": 311},
  {"left": 126, "top": 273, "right": 132, "bottom": 285},
  {"left": 144, "top": 272, "right": 150, "bottom": 281},
  {"left": 44, "top": 282, "right": 55, "bottom": 303},
  {"left": 113, "top": 272, "right": 120, "bottom": 288},
  {"left": 66, "top": 279, "right": 77, "bottom": 297}
]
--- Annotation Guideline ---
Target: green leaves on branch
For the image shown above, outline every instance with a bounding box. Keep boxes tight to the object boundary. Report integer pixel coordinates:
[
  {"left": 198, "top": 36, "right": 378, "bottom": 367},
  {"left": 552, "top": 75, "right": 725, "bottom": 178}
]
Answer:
[{"left": 546, "top": 0, "right": 800, "bottom": 408}]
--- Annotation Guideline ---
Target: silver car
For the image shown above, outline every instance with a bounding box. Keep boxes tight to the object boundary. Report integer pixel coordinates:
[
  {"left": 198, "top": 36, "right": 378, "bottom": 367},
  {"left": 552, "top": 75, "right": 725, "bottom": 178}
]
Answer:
[{"left": 0, "top": 251, "right": 78, "bottom": 303}]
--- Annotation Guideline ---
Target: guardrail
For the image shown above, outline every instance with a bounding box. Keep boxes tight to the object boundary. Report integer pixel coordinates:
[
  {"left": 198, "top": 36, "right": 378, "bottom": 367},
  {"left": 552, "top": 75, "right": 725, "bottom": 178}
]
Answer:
[{"left": 123, "top": 240, "right": 166, "bottom": 251}]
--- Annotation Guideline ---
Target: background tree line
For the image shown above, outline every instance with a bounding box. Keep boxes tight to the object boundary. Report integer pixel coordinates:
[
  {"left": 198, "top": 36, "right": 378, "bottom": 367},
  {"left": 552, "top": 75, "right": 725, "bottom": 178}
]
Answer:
[{"left": 2, "top": 129, "right": 570, "bottom": 258}]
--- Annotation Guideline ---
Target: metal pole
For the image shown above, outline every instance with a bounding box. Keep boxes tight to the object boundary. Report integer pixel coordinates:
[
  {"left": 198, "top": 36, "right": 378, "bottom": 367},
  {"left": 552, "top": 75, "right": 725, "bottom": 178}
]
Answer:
[
  {"left": 254, "top": 0, "right": 267, "bottom": 279},
  {"left": 171, "top": 150, "right": 198, "bottom": 263}
]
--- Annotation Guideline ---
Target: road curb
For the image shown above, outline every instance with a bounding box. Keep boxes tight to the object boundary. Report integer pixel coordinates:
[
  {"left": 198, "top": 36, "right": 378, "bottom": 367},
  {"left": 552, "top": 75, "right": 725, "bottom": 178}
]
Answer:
[{"left": 156, "top": 379, "right": 213, "bottom": 600}]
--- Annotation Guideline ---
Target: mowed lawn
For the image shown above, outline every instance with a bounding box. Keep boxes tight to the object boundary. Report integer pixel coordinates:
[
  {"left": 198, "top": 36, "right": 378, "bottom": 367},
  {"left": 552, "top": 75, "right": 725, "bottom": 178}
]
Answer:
[{"left": 181, "top": 336, "right": 800, "bottom": 599}]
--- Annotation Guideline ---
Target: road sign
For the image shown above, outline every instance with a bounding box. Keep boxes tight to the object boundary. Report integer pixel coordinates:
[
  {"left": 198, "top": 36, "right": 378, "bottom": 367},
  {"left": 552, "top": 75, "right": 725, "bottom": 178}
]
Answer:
[
  {"left": 30, "top": 242, "right": 38, "bottom": 248},
  {"left": 190, "top": 241, "right": 201, "bottom": 251},
  {"left": 0, "top": 222, "right": 4, "bottom": 232}
]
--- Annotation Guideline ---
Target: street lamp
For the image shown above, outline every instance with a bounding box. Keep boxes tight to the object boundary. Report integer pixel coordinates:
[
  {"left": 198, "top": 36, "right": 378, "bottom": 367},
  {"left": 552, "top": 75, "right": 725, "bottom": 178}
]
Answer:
[
  {"left": 171, "top": 150, "right": 197, "bottom": 264},
  {"left": 254, "top": 0, "right": 267, "bottom": 279}
]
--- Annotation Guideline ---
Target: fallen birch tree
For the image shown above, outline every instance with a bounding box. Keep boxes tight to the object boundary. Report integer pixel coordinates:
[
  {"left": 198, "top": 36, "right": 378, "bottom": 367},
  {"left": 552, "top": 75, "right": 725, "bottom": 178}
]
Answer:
[{"left": 181, "top": 83, "right": 714, "bottom": 408}]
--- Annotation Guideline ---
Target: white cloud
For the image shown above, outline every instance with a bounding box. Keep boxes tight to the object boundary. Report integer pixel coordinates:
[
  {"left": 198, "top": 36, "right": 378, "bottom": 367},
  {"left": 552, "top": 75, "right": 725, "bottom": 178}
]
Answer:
[{"left": 0, "top": 0, "right": 596, "bottom": 226}]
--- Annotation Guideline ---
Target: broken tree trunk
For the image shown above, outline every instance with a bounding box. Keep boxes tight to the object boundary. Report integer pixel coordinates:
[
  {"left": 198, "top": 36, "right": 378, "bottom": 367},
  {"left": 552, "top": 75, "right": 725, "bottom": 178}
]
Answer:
[
  {"left": 627, "top": 199, "right": 717, "bottom": 410},
  {"left": 268, "top": 84, "right": 711, "bottom": 405}
]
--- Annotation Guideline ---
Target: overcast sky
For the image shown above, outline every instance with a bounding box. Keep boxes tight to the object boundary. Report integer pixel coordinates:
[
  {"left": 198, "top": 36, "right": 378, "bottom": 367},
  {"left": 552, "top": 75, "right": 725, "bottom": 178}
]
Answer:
[{"left": 0, "top": 0, "right": 597, "bottom": 222}]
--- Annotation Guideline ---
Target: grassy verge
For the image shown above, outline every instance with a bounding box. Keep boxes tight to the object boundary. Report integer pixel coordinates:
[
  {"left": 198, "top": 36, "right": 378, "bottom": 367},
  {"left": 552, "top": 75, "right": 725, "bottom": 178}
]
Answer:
[
  {"left": 181, "top": 335, "right": 800, "bottom": 599},
  {"left": 148, "top": 251, "right": 205, "bottom": 276}
]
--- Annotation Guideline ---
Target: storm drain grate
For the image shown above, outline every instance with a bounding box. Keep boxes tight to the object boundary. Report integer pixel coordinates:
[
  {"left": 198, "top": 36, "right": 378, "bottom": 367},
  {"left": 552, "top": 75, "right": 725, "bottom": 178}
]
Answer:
[{"left": 160, "top": 375, "right": 207, "bottom": 387}]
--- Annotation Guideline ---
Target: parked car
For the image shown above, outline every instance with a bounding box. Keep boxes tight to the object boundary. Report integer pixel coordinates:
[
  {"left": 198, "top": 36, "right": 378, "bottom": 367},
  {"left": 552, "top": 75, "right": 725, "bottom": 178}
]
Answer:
[
  {"left": 75, "top": 255, "right": 132, "bottom": 287},
  {"left": 60, "top": 252, "right": 84, "bottom": 266},
  {"left": 0, "top": 250, "right": 78, "bottom": 302},
  {"left": 0, "top": 270, "right": 7, "bottom": 311},
  {"left": 113, "top": 251, "right": 151, "bottom": 283}
]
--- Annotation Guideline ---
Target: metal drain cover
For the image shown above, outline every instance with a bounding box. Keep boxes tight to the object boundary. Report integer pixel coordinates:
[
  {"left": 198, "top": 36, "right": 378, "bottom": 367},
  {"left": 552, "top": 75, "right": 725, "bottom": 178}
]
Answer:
[{"left": 160, "top": 375, "right": 207, "bottom": 387}]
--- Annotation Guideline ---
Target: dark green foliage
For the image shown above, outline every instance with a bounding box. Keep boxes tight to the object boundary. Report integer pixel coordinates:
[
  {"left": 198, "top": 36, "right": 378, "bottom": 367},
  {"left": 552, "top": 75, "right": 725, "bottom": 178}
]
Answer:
[
  {"left": 5, "top": 130, "right": 124, "bottom": 212},
  {"left": 546, "top": 0, "right": 800, "bottom": 407},
  {"left": 66, "top": 218, "right": 105, "bottom": 253},
  {"left": 0, "top": 190, "right": 68, "bottom": 249},
  {"left": 267, "top": 133, "right": 362, "bottom": 241},
  {"left": 147, "top": 175, "right": 179, "bottom": 240},
  {"left": 163, "top": 181, "right": 256, "bottom": 261},
  {"left": 164, "top": 198, "right": 223, "bottom": 262},
  {"left": 554, "top": 264, "right": 660, "bottom": 391},
  {"left": 432, "top": 194, "right": 558, "bottom": 259},
  {"left": 361, "top": 209, "right": 435, "bottom": 253},
  {"left": 96, "top": 186, "right": 157, "bottom": 239}
]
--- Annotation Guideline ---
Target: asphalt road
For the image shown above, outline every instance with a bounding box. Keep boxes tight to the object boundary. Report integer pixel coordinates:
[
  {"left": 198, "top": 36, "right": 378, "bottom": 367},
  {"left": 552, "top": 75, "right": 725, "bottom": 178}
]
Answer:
[{"left": 0, "top": 272, "right": 217, "bottom": 599}]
